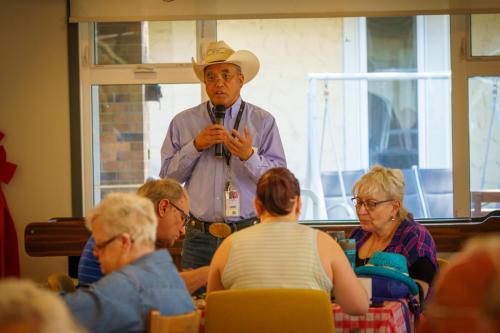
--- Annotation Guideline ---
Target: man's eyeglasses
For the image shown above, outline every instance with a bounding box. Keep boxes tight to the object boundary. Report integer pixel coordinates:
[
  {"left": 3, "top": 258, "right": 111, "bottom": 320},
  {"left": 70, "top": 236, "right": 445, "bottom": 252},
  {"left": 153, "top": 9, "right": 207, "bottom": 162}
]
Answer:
[
  {"left": 351, "top": 197, "right": 394, "bottom": 211},
  {"left": 204, "top": 71, "right": 237, "bottom": 84},
  {"left": 92, "top": 234, "right": 122, "bottom": 255},
  {"left": 169, "top": 201, "right": 191, "bottom": 227}
]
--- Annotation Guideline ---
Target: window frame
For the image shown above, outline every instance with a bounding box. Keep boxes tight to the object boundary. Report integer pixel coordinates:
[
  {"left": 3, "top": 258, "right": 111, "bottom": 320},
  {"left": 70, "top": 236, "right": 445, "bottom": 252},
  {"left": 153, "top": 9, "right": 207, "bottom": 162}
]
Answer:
[
  {"left": 450, "top": 14, "right": 500, "bottom": 218},
  {"left": 78, "top": 22, "right": 209, "bottom": 213},
  {"left": 77, "top": 14, "right": 500, "bottom": 219}
]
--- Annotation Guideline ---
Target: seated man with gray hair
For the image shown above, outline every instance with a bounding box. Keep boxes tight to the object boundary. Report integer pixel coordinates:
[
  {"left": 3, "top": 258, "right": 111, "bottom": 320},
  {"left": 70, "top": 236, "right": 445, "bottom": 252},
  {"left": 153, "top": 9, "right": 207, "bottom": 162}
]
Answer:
[
  {"left": 63, "top": 192, "right": 194, "bottom": 333},
  {"left": 78, "top": 179, "right": 209, "bottom": 293}
]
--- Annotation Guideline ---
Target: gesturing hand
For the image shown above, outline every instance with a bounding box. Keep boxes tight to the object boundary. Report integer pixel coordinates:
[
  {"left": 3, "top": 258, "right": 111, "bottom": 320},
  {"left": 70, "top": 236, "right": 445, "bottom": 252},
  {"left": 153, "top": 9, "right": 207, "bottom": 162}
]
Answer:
[
  {"left": 225, "top": 127, "right": 254, "bottom": 161},
  {"left": 193, "top": 124, "right": 228, "bottom": 151}
]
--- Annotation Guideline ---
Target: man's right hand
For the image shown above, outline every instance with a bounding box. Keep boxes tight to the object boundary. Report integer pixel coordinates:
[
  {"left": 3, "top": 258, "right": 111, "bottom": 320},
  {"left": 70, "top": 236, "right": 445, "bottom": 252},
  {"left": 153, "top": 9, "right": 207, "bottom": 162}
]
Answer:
[{"left": 193, "top": 124, "right": 228, "bottom": 151}]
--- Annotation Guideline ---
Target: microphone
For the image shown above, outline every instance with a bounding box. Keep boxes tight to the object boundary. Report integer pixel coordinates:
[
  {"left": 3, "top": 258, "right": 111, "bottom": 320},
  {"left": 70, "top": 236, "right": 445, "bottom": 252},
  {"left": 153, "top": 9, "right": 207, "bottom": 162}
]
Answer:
[{"left": 214, "top": 104, "right": 226, "bottom": 158}]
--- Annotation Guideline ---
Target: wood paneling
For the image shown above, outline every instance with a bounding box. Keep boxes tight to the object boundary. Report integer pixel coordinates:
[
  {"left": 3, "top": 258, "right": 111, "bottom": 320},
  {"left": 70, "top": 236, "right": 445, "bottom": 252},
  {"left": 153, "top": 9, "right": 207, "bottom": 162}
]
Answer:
[
  {"left": 308, "top": 211, "right": 500, "bottom": 252},
  {"left": 25, "top": 211, "right": 500, "bottom": 266}
]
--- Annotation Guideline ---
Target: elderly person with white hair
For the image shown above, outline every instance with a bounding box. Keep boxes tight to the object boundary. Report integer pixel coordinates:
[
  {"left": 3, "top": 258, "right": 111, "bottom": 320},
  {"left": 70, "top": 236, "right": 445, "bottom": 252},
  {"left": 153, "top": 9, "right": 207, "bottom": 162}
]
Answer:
[
  {"left": 63, "top": 192, "right": 194, "bottom": 333},
  {"left": 0, "top": 278, "right": 85, "bottom": 333}
]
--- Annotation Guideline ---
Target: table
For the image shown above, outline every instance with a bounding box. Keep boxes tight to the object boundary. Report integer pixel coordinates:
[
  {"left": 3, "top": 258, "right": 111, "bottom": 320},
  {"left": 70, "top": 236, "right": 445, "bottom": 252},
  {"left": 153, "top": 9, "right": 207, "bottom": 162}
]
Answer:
[
  {"left": 471, "top": 190, "right": 500, "bottom": 217},
  {"left": 199, "top": 301, "right": 412, "bottom": 333},
  {"left": 333, "top": 301, "right": 412, "bottom": 333}
]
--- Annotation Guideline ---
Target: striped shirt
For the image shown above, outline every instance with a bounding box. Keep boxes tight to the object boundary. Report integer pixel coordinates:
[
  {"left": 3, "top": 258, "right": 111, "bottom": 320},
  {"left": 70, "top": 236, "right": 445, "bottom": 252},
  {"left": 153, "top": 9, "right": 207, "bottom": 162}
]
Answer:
[
  {"left": 77, "top": 236, "right": 103, "bottom": 287},
  {"left": 221, "top": 222, "right": 333, "bottom": 293}
]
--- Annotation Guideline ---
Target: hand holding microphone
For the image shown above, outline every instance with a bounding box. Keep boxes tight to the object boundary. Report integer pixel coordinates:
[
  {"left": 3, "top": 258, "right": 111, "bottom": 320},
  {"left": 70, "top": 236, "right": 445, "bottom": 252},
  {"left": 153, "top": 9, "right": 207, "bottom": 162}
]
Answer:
[
  {"left": 214, "top": 105, "right": 226, "bottom": 158},
  {"left": 192, "top": 105, "right": 227, "bottom": 152}
]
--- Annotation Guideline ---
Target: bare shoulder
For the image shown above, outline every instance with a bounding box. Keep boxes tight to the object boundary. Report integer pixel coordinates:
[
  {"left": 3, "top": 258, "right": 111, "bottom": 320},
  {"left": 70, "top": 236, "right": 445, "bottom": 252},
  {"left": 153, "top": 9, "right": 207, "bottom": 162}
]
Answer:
[{"left": 215, "top": 234, "right": 234, "bottom": 257}]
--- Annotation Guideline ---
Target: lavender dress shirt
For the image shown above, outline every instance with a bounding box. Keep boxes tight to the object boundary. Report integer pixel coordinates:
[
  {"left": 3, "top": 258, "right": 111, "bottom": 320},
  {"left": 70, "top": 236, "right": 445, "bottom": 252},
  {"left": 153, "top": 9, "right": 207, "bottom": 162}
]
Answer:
[{"left": 160, "top": 98, "right": 286, "bottom": 222}]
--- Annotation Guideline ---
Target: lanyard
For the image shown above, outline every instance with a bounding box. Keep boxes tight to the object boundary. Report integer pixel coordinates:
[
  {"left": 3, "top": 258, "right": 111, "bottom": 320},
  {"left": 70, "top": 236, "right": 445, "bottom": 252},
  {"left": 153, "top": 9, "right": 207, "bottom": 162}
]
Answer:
[{"left": 206, "top": 101, "right": 246, "bottom": 165}]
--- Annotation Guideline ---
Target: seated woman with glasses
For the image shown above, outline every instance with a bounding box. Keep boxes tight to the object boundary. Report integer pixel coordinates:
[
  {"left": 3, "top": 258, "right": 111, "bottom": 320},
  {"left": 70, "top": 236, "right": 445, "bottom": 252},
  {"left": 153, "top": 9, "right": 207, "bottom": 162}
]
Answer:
[
  {"left": 63, "top": 192, "right": 194, "bottom": 333},
  {"left": 208, "top": 167, "right": 369, "bottom": 315},
  {"left": 349, "top": 165, "right": 438, "bottom": 301}
]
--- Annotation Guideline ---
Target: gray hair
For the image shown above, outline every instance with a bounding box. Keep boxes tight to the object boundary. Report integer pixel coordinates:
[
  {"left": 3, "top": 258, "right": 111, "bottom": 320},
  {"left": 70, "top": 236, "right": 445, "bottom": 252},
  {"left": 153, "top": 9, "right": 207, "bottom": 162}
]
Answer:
[
  {"left": 136, "top": 178, "right": 186, "bottom": 211},
  {"left": 0, "top": 279, "right": 86, "bottom": 333},
  {"left": 86, "top": 192, "right": 157, "bottom": 247}
]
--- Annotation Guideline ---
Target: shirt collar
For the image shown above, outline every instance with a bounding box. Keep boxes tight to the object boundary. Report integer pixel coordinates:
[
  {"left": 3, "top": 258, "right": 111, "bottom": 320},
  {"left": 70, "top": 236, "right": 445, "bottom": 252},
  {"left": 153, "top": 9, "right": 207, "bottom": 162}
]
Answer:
[{"left": 209, "top": 97, "right": 242, "bottom": 119}]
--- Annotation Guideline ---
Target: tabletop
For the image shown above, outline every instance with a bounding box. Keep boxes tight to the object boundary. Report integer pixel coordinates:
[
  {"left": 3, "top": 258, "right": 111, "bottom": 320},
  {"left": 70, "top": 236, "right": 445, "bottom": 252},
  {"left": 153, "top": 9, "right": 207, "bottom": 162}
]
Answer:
[{"left": 333, "top": 301, "right": 412, "bottom": 333}]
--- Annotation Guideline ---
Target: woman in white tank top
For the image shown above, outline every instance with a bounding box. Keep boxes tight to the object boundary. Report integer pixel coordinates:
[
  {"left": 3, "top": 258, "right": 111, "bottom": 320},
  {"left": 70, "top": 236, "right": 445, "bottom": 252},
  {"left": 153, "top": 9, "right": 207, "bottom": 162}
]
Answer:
[{"left": 207, "top": 167, "right": 369, "bottom": 315}]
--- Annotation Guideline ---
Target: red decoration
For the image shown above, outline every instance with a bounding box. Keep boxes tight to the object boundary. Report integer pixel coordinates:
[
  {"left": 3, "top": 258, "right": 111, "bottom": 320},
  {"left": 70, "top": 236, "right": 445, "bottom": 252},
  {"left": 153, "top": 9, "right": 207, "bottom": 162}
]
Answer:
[{"left": 0, "top": 132, "right": 20, "bottom": 277}]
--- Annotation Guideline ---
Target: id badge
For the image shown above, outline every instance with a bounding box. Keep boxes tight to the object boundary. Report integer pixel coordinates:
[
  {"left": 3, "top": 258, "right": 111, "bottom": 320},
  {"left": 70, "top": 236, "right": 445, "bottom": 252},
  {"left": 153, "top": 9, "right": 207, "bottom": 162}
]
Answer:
[{"left": 224, "top": 183, "right": 240, "bottom": 217}]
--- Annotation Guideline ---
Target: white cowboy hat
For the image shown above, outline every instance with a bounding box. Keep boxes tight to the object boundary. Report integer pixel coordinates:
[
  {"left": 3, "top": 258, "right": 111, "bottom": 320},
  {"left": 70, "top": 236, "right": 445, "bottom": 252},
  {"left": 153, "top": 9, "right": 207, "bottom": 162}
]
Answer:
[{"left": 192, "top": 41, "right": 260, "bottom": 84}]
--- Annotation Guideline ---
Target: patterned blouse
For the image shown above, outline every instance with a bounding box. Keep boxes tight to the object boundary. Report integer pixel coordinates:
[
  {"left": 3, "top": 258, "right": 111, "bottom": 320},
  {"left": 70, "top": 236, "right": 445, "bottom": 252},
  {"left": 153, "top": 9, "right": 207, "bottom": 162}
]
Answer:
[{"left": 350, "top": 215, "right": 438, "bottom": 272}]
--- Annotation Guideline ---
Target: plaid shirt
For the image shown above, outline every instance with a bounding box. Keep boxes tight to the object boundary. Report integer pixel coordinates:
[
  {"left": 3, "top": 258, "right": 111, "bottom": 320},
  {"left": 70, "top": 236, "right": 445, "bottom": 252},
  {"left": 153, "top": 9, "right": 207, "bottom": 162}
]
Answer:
[{"left": 350, "top": 215, "right": 438, "bottom": 271}]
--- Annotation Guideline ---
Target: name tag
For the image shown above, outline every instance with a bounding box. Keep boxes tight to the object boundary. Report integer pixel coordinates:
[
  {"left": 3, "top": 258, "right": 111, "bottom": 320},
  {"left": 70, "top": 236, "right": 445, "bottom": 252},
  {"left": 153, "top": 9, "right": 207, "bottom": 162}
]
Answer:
[{"left": 225, "top": 185, "right": 240, "bottom": 217}]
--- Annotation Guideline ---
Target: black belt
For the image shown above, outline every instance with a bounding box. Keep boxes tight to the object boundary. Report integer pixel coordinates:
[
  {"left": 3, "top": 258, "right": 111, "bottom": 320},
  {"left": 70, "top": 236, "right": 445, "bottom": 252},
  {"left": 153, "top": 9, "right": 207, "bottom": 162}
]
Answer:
[{"left": 188, "top": 216, "right": 260, "bottom": 238}]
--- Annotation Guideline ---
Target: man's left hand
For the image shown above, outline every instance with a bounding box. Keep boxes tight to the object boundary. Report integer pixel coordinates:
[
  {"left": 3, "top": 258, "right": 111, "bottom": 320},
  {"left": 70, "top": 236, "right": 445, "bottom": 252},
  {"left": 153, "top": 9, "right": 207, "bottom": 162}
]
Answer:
[{"left": 225, "top": 127, "right": 254, "bottom": 161}]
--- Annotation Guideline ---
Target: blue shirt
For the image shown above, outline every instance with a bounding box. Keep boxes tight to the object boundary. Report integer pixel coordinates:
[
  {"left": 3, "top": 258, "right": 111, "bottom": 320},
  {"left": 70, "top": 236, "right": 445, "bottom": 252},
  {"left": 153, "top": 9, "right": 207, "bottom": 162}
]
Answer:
[
  {"left": 160, "top": 98, "right": 286, "bottom": 221},
  {"left": 77, "top": 236, "right": 102, "bottom": 287},
  {"left": 64, "top": 250, "right": 194, "bottom": 333}
]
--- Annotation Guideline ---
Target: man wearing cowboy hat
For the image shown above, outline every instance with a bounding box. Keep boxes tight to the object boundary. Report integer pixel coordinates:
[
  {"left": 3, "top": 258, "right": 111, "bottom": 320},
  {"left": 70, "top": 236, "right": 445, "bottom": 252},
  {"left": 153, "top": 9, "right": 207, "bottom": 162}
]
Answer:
[{"left": 159, "top": 41, "right": 286, "bottom": 270}]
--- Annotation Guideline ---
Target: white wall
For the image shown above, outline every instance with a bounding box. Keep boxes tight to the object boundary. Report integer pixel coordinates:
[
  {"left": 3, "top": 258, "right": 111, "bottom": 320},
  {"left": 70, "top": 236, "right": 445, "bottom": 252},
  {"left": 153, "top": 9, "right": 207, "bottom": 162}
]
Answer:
[{"left": 0, "top": 0, "right": 70, "bottom": 282}]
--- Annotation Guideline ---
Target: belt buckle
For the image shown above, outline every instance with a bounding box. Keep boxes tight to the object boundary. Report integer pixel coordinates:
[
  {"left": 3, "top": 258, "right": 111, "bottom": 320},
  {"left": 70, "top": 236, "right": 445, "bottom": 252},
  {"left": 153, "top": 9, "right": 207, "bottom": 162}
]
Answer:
[{"left": 208, "top": 222, "right": 232, "bottom": 238}]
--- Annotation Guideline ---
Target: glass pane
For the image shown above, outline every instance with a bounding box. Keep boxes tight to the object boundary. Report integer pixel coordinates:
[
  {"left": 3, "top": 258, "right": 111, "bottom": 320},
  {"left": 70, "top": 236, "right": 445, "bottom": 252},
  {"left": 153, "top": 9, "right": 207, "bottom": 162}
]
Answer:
[
  {"left": 471, "top": 14, "right": 500, "bottom": 57},
  {"left": 367, "top": 17, "right": 417, "bottom": 72},
  {"left": 218, "top": 16, "right": 451, "bottom": 220},
  {"left": 94, "top": 21, "right": 196, "bottom": 65},
  {"left": 367, "top": 17, "right": 418, "bottom": 169},
  {"left": 92, "top": 84, "right": 201, "bottom": 203},
  {"left": 469, "top": 77, "right": 500, "bottom": 217}
]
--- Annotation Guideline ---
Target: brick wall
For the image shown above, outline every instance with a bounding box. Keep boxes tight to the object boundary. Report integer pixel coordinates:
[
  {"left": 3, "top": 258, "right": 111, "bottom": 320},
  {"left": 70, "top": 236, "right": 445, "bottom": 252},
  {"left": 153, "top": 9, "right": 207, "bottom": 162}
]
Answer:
[
  {"left": 99, "top": 85, "right": 145, "bottom": 187},
  {"left": 96, "top": 23, "right": 146, "bottom": 193}
]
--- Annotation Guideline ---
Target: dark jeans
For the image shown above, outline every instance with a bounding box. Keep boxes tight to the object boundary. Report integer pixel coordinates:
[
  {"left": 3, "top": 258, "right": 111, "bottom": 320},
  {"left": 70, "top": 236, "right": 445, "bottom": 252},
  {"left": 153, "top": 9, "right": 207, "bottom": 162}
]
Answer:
[
  {"left": 182, "top": 224, "right": 224, "bottom": 296},
  {"left": 181, "top": 224, "right": 224, "bottom": 269}
]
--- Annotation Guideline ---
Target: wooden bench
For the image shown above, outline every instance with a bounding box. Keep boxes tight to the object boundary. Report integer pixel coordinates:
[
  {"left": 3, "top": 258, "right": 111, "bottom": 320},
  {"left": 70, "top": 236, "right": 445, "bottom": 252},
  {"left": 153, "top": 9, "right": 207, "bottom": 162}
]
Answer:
[
  {"left": 24, "top": 217, "right": 183, "bottom": 270},
  {"left": 25, "top": 211, "right": 500, "bottom": 273}
]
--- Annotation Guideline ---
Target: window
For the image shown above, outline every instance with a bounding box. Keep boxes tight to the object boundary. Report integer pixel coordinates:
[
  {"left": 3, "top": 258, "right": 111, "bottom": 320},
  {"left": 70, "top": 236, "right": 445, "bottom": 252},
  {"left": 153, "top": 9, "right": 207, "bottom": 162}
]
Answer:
[
  {"left": 78, "top": 14, "right": 500, "bottom": 221},
  {"left": 470, "top": 14, "right": 500, "bottom": 57},
  {"left": 79, "top": 22, "right": 200, "bottom": 208},
  {"left": 91, "top": 83, "right": 200, "bottom": 203},
  {"left": 217, "top": 16, "right": 451, "bottom": 220},
  {"left": 468, "top": 14, "right": 500, "bottom": 217},
  {"left": 469, "top": 76, "right": 500, "bottom": 217},
  {"left": 94, "top": 21, "right": 196, "bottom": 64}
]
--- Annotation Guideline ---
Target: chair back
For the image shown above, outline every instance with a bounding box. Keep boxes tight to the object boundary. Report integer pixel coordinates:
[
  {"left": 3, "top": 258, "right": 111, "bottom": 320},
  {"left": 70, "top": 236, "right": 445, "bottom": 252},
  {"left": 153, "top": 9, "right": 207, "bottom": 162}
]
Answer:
[
  {"left": 418, "top": 168, "right": 453, "bottom": 217},
  {"left": 47, "top": 273, "right": 76, "bottom": 292},
  {"left": 204, "top": 288, "right": 335, "bottom": 333},
  {"left": 402, "top": 166, "right": 428, "bottom": 218},
  {"left": 321, "top": 169, "right": 365, "bottom": 219},
  {"left": 148, "top": 310, "right": 200, "bottom": 333},
  {"left": 368, "top": 92, "right": 393, "bottom": 153}
]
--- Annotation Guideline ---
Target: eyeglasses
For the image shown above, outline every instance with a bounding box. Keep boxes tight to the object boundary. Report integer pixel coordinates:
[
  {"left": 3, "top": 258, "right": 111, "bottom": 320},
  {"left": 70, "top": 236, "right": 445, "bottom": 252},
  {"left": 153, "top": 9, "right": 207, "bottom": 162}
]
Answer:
[
  {"left": 92, "top": 234, "right": 122, "bottom": 255},
  {"left": 169, "top": 201, "right": 191, "bottom": 227},
  {"left": 351, "top": 197, "right": 394, "bottom": 211},
  {"left": 204, "top": 71, "right": 237, "bottom": 84}
]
